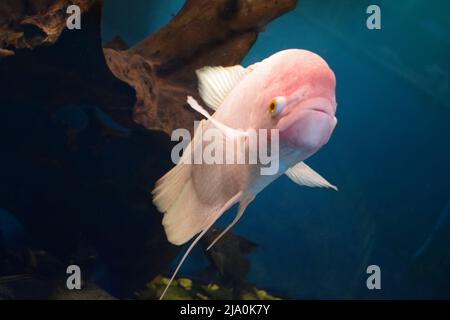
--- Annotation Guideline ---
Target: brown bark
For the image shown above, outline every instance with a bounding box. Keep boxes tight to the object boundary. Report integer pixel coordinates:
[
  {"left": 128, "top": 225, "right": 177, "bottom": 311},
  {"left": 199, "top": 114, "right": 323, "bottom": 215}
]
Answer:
[
  {"left": 0, "top": 0, "right": 97, "bottom": 51},
  {"left": 111, "top": 0, "right": 298, "bottom": 133}
]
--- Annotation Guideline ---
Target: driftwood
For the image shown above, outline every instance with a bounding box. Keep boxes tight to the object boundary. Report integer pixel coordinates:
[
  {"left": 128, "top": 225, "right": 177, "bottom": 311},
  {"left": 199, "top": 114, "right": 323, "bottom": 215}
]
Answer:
[
  {"left": 0, "top": 0, "right": 297, "bottom": 298},
  {"left": 0, "top": 0, "right": 95, "bottom": 50},
  {"left": 120, "top": 0, "right": 298, "bottom": 133}
]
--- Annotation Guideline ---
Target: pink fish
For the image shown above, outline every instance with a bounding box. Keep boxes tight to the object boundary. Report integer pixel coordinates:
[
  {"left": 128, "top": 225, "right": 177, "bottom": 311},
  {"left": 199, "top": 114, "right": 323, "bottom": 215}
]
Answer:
[{"left": 152, "top": 49, "right": 338, "bottom": 299}]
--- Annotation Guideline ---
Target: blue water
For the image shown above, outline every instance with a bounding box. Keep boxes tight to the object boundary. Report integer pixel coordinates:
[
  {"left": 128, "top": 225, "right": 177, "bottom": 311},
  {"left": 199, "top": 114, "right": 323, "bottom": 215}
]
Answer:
[{"left": 98, "top": 0, "right": 450, "bottom": 299}]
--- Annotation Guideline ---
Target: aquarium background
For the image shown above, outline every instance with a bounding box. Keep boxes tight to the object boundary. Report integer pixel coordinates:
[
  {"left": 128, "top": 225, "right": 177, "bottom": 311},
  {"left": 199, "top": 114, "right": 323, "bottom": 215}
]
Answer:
[
  {"left": 1, "top": 0, "right": 449, "bottom": 299},
  {"left": 104, "top": 0, "right": 450, "bottom": 299},
  {"left": 103, "top": 0, "right": 450, "bottom": 298}
]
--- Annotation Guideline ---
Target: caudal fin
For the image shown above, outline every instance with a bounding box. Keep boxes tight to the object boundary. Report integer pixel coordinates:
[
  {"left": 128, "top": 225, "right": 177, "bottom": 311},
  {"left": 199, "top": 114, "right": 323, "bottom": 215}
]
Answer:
[{"left": 152, "top": 162, "right": 206, "bottom": 245}]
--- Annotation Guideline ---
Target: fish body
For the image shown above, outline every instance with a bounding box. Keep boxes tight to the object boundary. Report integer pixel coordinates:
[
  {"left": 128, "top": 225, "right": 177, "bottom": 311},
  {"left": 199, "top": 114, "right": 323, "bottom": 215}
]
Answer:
[{"left": 152, "top": 49, "right": 338, "bottom": 299}]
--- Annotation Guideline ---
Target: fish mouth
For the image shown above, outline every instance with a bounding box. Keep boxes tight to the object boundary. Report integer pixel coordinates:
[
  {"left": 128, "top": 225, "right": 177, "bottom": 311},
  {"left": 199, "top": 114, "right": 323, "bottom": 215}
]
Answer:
[
  {"left": 303, "top": 97, "right": 335, "bottom": 118},
  {"left": 278, "top": 97, "right": 336, "bottom": 132},
  {"left": 308, "top": 107, "right": 331, "bottom": 117}
]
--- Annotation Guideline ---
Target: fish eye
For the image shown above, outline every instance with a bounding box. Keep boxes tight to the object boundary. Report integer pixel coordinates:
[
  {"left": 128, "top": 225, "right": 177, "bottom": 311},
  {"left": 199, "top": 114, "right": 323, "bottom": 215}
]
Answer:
[{"left": 268, "top": 96, "right": 286, "bottom": 117}]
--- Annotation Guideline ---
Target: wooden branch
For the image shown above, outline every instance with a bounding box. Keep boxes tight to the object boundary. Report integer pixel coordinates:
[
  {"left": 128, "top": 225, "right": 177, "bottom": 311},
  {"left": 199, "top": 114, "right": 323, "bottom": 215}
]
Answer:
[
  {"left": 108, "top": 0, "right": 298, "bottom": 133},
  {"left": 0, "top": 0, "right": 98, "bottom": 51}
]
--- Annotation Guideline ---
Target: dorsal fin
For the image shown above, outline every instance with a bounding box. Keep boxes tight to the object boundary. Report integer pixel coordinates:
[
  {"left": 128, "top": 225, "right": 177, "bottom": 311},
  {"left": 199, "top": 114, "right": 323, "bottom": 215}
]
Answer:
[
  {"left": 196, "top": 65, "right": 249, "bottom": 111},
  {"left": 286, "top": 162, "right": 338, "bottom": 191}
]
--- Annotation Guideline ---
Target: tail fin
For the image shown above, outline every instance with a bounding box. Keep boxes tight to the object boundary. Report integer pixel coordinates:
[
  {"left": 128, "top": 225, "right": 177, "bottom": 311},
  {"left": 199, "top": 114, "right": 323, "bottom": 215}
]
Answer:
[{"left": 152, "top": 121, "right": 206, "bottom": 245}]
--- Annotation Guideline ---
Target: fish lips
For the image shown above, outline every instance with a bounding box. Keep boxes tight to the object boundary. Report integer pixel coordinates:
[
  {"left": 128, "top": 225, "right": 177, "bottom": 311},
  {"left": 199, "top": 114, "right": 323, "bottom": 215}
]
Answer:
[{"left": 278, "top": 97, "right": 337, "bottom": 152}]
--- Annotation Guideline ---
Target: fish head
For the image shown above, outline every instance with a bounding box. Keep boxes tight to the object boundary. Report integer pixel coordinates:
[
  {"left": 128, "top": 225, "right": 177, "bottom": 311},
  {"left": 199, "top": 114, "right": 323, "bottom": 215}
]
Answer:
[{"left": 255, "top": 49, "right": 337, "bottom": 158}]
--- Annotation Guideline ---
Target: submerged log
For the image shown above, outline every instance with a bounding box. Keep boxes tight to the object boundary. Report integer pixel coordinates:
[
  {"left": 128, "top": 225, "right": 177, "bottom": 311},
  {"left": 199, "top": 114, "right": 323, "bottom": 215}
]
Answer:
[
  {"left": 0, "top": 1, "right": 136, "bottom": 127},
  {"left": 0, "top": 0, "right": 97, "bottom": 51},
  {"left": 109, "top": 0, "right": 298, "bottom": 133}
]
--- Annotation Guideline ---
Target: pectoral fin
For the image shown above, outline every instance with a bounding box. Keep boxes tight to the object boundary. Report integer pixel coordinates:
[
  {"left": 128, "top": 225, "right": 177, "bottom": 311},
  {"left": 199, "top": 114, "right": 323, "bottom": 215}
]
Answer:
[
  {"left": 187, "top": 96, "right": 247, "bottom": 138},
  {"left": 286, "top": 162, "right": 338, "bottom": 191}
]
